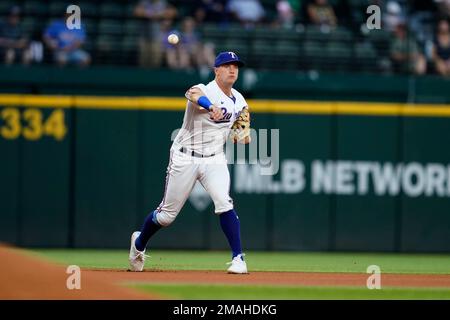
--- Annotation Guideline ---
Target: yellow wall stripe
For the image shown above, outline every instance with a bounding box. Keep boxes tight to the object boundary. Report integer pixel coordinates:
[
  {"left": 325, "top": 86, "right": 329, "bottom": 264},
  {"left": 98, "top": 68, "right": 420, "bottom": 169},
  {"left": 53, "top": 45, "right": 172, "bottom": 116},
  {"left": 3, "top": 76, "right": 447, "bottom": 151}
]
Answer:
[{"left": 0, "top": 94, "right": 449, "bottom": 117}]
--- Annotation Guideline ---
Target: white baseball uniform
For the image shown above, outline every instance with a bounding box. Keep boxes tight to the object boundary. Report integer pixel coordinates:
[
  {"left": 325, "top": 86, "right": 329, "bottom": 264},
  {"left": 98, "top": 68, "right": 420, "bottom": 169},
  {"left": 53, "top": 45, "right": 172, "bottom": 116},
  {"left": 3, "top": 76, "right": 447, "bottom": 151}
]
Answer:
[{"left": 155, "top": 80, "right": 248, "bottom": 226}]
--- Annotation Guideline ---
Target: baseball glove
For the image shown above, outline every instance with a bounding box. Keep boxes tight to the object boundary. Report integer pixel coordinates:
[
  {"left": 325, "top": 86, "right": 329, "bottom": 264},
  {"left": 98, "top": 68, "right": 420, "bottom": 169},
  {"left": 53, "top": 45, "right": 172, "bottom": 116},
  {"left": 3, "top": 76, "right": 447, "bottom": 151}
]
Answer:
[{"left": 230, "top": 107, "right": 251, "bottom": 142}]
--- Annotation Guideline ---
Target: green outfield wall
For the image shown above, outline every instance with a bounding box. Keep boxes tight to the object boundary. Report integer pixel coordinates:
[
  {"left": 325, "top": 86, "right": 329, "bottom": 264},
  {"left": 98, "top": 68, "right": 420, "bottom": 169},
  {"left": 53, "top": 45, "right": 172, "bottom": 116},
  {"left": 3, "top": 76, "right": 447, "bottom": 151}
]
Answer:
[
  {"left": 0, "top": 92, "right": 449, "bottom": 252},
  {"left": 0, "top": 65, "right": 449, "bottom": 252}
]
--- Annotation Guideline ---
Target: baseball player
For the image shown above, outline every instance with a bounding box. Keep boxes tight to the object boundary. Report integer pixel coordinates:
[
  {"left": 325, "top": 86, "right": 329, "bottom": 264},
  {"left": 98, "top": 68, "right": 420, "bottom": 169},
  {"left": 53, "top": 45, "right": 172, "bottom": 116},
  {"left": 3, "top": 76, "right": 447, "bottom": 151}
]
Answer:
[{"left": 129, "top": 51, "right": 251, "bottom": 274}]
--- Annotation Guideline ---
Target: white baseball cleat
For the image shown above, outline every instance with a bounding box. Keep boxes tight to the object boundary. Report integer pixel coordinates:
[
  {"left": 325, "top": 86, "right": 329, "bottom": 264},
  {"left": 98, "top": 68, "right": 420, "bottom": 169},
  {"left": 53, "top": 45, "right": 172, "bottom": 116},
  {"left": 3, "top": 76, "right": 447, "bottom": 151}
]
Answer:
[
  {"left": 226, "top": 254, "right": 248, "bottom": 274},
  {"left": 129, "top": 231, "right": 148, "bottom": 272}
]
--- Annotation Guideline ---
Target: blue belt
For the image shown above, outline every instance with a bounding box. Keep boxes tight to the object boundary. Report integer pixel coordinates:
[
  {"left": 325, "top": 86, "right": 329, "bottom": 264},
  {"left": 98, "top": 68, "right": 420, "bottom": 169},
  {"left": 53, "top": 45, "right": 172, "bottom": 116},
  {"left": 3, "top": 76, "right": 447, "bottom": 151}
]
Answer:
[{"left": 179, "top": 147, "right": 215, "bottom": 158}]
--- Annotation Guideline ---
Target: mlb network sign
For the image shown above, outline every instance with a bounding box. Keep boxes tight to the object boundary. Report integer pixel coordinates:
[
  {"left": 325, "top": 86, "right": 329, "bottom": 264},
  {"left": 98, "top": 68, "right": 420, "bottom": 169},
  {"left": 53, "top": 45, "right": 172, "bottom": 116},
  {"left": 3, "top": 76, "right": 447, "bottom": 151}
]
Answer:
[{"left": 234, "top": 160, "right": 450, "bottom": 198}]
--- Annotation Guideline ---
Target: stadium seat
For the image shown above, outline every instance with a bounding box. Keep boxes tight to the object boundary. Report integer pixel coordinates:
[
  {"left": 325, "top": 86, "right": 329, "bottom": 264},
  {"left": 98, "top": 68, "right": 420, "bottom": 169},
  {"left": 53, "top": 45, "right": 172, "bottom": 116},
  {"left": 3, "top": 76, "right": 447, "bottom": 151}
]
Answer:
[
  {"left": 121, "top": 36, "right": 138, "bottom": 53},
  {"left": 302, "top": 41, "right": 326, "bottom": 70},
  {"left": 327, "top": 42, "right": 352, "bottom": 57},
  {"left": 21, "top": 17, "right": 37, "bottom": 35},
  {"left": 303, "top": 40, "right": 325, "bottom": 57},
  {"left": 348, "top": 0, "right": 372, "bottom": 7},
  {"left": 99, "top": 2, "right": 124, "bottom": 18},
  {"left": 251, "top": 39, "right": 273, "bottom": 53},
  {"left": 225, "top": 24, "right": 250, "bottom": 41},
  {"left": 125, "top": 3, "right": 137, "bottom": 18},
  {"left": 96, "top": 35, "right": 121, "bottom": 63},
  {"left": 82, "top": 18, "right": 97, "bottom": 36},
  {"left": 250, "top": 38, "right": 277, "bottom": 69},
  {"left": 355, "top": 41, "right": 377, "bottom": 57},
  {"left": 326, "top": 42, "right": 353, "bottom": 71},
  {"left": 23, "top": 0, "right": 48, "bottom": 17},
  {"left": 348, "top": 0, "right": 373, "bottom": 26},
  {"left": 124, "top": 20, "right": 140, "bottom": 37},
  {"left": 98, "top": 19, "right": 124, "bottom": 36},
  {"left": 305, "top": 26, "right": 332, "bottom": 43},
  {"left": 365, "top": 29, "right": 391, "bottom": 56},
  {"left": 76, "top": 2, "right": 99, "bottom": 18},
  {"left": 0, "top": 0, "right": 16, "bottom": 15},
  {"left": 330, "top": 27, "right": 353, "bottom": 42},
  {"left": 366, "top": 29, "right": 391, "bottom": 42},
  {"left": 222, "top": 39, "right": 249, "bottom": 60},
  {"left": 96, "top": 35, "right": 117, "bottom": 49},
  {"left": 351, "top": 9, "right": 366, "bottom": 26},
  {"left": 174, "top": 4, "right": 192, "bottom": 18},
  {"left": 277, "top": 40, "right": 300, "bottom": 53},
  {"left": 327, "top": 0, "right": 341, "bottom": 7},
  {"left": 355, "top": 41, "right": 378, "bottom": 72},
  {"left": 201, "top": 24, "right": 228, "bottom": 44},
  {"left": 276, "top": 40, "right": 300, "bottom": 68},
  {"left": 252, "top": 26, "right": 282, "bottom": 41},
  {"left": 82, "top": 38, "right": 94, "bottom": 54},
  {"left": 48, "top": 1, "right": 68, "bottom": 18}
]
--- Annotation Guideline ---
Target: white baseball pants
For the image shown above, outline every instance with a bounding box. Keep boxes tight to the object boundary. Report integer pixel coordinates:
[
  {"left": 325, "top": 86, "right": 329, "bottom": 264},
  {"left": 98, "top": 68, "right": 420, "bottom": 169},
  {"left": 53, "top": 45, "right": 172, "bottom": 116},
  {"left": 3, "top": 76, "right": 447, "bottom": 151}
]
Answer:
[{"left": 155, "top": 148, "right": 234, "bottom": 226}]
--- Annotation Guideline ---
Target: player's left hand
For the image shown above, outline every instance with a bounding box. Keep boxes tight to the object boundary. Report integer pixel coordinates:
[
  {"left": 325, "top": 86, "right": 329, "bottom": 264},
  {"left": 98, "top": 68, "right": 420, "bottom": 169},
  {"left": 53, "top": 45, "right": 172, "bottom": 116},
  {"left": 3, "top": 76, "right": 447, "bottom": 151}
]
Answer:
[
  {"left": 209, "top": 105, "right": 224, "bottom": 121},
  {"left": 230, "top": 107, "right": 251, "bottom": 143}
]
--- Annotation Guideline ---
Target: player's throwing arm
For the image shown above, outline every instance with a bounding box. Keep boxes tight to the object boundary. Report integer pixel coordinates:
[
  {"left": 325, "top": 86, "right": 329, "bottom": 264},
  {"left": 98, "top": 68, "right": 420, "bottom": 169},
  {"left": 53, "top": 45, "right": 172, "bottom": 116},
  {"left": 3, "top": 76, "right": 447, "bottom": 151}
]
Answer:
[
  {"left": 185, "top": 87, "right": 251, "bottom": 144},
  {"left": 185, "top": 87, "right": 224, "bottom": 122}
]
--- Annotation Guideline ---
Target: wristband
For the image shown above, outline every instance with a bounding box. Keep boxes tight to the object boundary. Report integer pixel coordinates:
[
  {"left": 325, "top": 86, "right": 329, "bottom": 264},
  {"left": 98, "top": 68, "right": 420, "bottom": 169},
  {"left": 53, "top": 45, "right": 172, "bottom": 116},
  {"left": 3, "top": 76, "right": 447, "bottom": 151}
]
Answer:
[{"left": 197, "top": 96, "right": 213, "bottom": 110}]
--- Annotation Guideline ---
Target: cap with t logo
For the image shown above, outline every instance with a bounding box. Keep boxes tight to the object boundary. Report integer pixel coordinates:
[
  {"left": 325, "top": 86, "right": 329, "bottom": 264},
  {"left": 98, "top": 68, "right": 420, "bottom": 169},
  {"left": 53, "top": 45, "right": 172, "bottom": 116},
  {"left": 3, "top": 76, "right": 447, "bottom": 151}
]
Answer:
[{"left": 214, "top": 51, "right": 245, "bottom": 68}]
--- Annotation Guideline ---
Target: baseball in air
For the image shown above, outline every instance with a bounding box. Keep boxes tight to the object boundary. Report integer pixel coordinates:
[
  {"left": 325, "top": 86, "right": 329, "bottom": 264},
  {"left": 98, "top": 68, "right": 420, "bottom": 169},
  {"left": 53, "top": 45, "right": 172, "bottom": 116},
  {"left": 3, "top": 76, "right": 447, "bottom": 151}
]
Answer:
[{"left": 168, "top": 33, "right": 179, "bottom": 45}]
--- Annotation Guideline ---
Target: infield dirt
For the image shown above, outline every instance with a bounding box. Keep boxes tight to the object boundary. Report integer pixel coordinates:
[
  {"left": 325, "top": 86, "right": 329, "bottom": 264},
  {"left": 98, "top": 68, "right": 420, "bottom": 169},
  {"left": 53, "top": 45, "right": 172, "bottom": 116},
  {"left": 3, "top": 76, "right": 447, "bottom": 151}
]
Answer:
[{"left": 1, "top": 245, "right": 449, "bottom": 299}]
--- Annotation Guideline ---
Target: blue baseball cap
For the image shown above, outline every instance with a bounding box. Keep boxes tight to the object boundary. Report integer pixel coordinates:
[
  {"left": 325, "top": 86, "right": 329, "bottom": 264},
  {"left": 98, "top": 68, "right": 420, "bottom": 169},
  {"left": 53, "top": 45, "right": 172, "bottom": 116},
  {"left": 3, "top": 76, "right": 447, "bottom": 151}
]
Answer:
[{"left": 214, "top": 51, "right": 245, "bottom": 68}]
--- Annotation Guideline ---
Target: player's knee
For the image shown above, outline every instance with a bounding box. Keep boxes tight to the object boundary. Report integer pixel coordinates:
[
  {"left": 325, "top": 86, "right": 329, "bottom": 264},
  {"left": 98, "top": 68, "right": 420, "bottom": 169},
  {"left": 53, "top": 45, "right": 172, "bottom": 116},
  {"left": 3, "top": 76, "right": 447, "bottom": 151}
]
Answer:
[
  {"left": 155, "top": 210, "right": 176, "bottom": 227},
  {"left": 214, "top": 198, "right": 234, "bottom": 215}
]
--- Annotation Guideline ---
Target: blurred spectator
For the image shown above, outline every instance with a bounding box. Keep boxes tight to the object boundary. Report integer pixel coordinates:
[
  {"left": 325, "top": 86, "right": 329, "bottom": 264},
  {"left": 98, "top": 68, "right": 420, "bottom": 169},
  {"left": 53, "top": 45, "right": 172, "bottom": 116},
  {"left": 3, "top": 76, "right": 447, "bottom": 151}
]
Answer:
[
  {"left": 43, "top": 15, "right": 90, "bottom": 67},
  {"left": 434, "top": 0, "right": 450, "bottom": 19},
  {"left": 180, "top": 17, "right": 215, "bottom": 69},
  {"left": 288, "top": 0, "right": 302, "bottom": 14},
  {"left": 383, "top": 1, "right": 406, "bottom": 32},
  {"left": 194, "top": 0, "right": 228, "bottom": 24},
  {"left": 390, "top": 23, "right": 426, "bottom": 75},
  {"left": 134, "top": 0, "right": 177, "bottom": 68},
  {"left": 409, "top": 0, "right": 438, "bottom": 44},
  {"left": 161, "top": 20, "right": 187, "bottom": 69},
  {"left": 432, "top": 19, "right": 450, "bottom": 76},
  {"left": 227, "top": 0, "right": 265, "bottom": 28},
  {"left": 276, "top": 0, "right": 296, "bottom": 29},
  {"left": 307, "top": 0, "right": 337, "bottom": 28},
  {"left": 0, "top": 6, "right": 31, "bottom": 65},
  {"left": 162, "top": 17, "right": 215, "bottom": 71}
]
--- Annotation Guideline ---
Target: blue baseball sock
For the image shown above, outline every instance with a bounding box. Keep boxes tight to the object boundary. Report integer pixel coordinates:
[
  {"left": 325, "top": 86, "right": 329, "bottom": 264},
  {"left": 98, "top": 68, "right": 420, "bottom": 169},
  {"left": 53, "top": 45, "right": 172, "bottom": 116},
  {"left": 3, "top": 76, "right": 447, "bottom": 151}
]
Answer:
[
  {"left": 135, "top": 210, "right": 162, "bottom": 251},
  {"left": 219, "top": 209, "right": 243, "bottom": 260}
]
